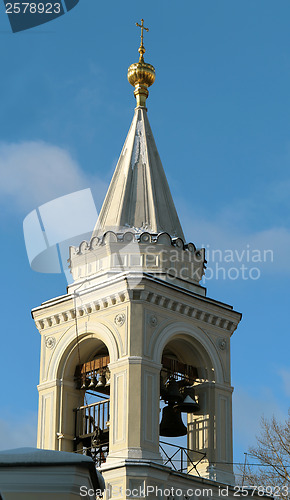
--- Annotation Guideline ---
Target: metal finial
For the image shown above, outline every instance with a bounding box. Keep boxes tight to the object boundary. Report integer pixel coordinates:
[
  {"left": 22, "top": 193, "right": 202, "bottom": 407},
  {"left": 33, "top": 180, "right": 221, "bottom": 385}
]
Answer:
[
  {"left": 128, "top": 19, "right": 155, "bottom": 107},
  {"left": 136, "top": 18, "right": 149, "bottom": 61}
]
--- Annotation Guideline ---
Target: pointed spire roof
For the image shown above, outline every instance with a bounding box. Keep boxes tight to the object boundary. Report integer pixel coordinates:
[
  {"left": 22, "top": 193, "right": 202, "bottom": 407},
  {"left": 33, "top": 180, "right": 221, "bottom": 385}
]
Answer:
[
  {"left": 96, "top": 108, "right": 185, "bottom": 239},
  {"left": 94, "top": 19, "right": 185, "bottom": 240}
]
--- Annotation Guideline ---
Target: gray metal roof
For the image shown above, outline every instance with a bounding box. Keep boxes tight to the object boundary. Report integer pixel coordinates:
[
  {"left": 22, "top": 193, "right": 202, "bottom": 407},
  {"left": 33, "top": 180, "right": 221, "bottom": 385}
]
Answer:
[{"left": 0, "top": 448, "right": 105, "bottom": 491}]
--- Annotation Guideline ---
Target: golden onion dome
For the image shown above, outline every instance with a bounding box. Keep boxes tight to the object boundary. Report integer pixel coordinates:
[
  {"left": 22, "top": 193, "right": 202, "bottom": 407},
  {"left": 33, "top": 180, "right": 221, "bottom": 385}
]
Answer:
[
  {"left": 127, "top": 19, "right": 155, "bottom": 108},
  {"left": 127, "top": 61, "right": 155, "bottom": 88}
]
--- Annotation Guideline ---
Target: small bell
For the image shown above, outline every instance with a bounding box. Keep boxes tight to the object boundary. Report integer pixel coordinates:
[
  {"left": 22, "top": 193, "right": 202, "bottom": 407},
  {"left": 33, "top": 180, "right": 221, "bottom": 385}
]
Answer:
[
  {"left": 96, "top": 373, "right": 106, "bottom": 388},
  {"left": 105, "top": 370, "right": 111, "bottom": 387},
  {"left": 81, "top": 377, "right": 90, "bottom": 390},
  {"left": 88, "top": 377, "right": 97, "bottom": 389}
]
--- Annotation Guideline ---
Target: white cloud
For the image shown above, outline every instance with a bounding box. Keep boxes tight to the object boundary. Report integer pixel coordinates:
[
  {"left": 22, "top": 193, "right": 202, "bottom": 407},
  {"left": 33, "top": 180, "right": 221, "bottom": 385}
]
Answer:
[
  {"left": 0, "top": 412, "right": 37, "bottom": 451},
  {"left": 1, "top": 140, "right": 289, "bottom": 275},
  {"left": 0, "top": 141, "right": 107, "bottom": 212}
]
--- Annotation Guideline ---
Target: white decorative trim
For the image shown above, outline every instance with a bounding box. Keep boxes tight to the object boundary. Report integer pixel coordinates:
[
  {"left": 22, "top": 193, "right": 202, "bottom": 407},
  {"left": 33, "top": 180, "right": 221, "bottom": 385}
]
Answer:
[
  {"left": 218, "top": 338, "right": 227, "bottom": 350},
  {"left": 33, "top": 287, "right": 238, "bottom": 336},
  {"left": 151, "top": 322, "right": 224, "bottom": 384},
  {"left": 37, "top": 379, "right": 62, "bottom": 391},
  {"left": 45, "top": 336, "right": 56, "bottom": 350},
  {"left": 47, "top": 322, "right": 120, "bottom": 381},
  {"left": 113, "top": 370, "right": 127, "bottom": 444},
  {"left": 149, "top": 314, "right": 158, "bottom": 327},
  {"left": 109, "top": 357, "right": 162, "bottom": 371},
  {"left": 114, "top": 313, "right": 126, "bottom": 327},
  {"left": 39, "top": 392, "right": 54, "bottom": 449},
  {"left": 143, "top": 371, "right": 157, "bottom": 444}
]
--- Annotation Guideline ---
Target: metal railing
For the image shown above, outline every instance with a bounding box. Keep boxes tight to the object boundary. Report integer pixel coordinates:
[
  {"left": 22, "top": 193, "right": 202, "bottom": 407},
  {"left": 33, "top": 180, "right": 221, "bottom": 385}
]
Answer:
[
  {"left": 74, "top": 400, "right": 206, "bottom": 475},
  {"left": 74, "top": 399, "right": 110, "bottom": 466},
  {"left": 74, "top": 399, "right": 110, "bottom": 440},
  {"left": 159, "top": 441, "right": 206, "bottom": 475},
  {"left": 74, "top": 442, "right": 109, "bottom": 466}
]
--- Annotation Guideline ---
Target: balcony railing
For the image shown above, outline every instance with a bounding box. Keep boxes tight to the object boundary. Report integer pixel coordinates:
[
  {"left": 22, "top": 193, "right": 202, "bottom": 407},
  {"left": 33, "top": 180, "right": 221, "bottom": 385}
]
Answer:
[
  {"left": 74, "top": 398, "right": 110, "bottom": 457},
  {"left": 74, "top": 400, "right": 205, "bottom": 475},
  {"left": 159, "top": 441, "right": 206, "bottom": 475}
]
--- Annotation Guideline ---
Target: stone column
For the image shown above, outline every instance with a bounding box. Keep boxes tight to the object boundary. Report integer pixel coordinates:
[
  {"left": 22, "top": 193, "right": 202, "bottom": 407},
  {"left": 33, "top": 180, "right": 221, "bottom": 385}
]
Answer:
[
  {"left": 107, "top": 357, "right": 162, "bottom": 463},
  {"left": 188, "top": 382, "right": 234, "bottom": 485}
]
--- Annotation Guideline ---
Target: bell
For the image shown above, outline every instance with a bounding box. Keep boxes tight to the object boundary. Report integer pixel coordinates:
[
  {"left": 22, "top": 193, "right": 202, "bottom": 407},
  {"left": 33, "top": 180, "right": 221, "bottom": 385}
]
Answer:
[
  {"left": 81, "top": 377, "right": 90, "bottom": 390},
  {"left": 174, "top": 395, "right": 200, "bottom": 413},
  {"left": 164, "top": 378, "right": 183, "bottom": 403},
  {"left": 88, "top": 377, "right": 97, "bottom": 389},
  {"left": 181, "top": 385, "right": 197, "bottom": 398},
  {"left": 96, "top": 373, "right": 106, "bottom": 388},
  {"left": 105, "top": 372, "right": 110, "bottom": 387},
  {"left": 159, "top": 404, "right": 187, "bottom": 437},
  {"left": 175, "top": 385, "right": 200, "bottom": 413},
  {"left": 177, "top": 378, "right": 190, "bottom": 389}
]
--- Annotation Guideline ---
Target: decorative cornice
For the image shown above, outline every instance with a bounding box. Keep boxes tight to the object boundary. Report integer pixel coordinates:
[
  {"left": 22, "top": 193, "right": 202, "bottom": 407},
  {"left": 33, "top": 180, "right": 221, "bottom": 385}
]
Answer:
[
  {"left": 34, "top": 289, "right": 130, "bottom": 332},
  {"left": 70, "top": 230, "right": 203, "bottom": 259},
  {"left": 34, "top": 285, "right": 239, "bottom": 335}
]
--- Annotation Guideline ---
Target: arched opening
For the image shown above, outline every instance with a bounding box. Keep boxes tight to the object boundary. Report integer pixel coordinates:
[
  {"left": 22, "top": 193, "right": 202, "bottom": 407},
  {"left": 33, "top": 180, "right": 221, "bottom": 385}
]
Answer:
[
  {"left": 159, "top": 335, "right": 215, "bottom": 477},
  {"left": 73, "top": 340, "right": 111, "bottom": 465}
]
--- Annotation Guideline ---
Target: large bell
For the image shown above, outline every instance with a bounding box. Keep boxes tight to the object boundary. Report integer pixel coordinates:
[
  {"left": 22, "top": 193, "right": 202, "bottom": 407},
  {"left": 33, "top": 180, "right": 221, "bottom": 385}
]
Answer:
[
  {"left": 177, "top": 378, "right": 190, "bottom": 389},
  {"left": 164, "top": 378, "right": 183, "bottom": 403},
  {"left": 159, "top": 404, "right": 187, "bottom": 437}
]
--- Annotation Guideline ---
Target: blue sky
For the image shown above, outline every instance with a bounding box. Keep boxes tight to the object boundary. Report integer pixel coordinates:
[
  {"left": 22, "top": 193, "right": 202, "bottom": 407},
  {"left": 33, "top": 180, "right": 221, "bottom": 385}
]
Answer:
[{"left": 0, "top": 0, "right": 289, "bottom": 477}]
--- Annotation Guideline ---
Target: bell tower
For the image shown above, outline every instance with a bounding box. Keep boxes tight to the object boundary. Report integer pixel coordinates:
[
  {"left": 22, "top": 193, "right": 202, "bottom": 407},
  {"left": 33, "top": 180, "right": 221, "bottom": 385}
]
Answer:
[{"left": 32, "top": 20, "right": 242, "bottom": 495}]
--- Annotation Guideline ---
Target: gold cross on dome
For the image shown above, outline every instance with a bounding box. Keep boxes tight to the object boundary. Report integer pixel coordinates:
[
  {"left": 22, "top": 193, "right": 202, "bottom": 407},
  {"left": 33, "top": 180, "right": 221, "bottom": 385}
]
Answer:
[{"left": 136, "top": 19, "right": 149, "bottom": 49}]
